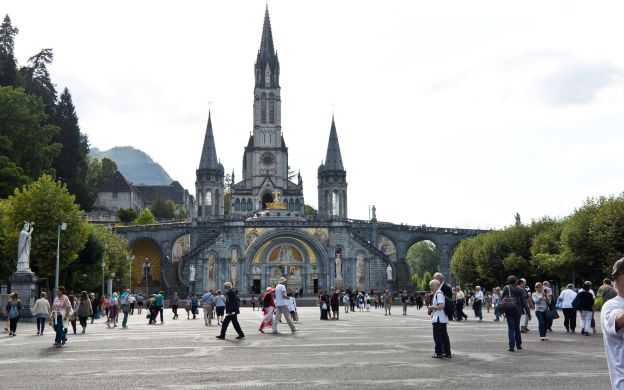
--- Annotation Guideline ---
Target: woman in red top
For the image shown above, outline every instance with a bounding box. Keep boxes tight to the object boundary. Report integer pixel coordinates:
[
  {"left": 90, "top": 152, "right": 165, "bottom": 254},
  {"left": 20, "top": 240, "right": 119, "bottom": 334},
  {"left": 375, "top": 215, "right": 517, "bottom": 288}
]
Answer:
[{"left": 259, "top": 287, "right": 275, "bottom": 333}]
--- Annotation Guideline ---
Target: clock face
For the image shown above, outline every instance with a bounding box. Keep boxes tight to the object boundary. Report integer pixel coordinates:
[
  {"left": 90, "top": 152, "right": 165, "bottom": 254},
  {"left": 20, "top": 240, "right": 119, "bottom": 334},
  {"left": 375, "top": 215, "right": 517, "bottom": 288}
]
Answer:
[{"left": 260, "top": 152, "right": 275, "bottom": 166}]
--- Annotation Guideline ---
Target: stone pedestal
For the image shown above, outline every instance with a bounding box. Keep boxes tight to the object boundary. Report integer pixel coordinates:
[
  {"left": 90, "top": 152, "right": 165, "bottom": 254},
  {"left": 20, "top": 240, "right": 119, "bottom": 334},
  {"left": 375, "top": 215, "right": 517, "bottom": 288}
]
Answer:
[
  {"left": 9, "top": 271, "right": 38, "bottom": 322},
  {"left": 334, "top": 277, "right": 343, "bottom": 290},
  {"left": 387, "top": 280, "right": 397, "bottom": 294}
]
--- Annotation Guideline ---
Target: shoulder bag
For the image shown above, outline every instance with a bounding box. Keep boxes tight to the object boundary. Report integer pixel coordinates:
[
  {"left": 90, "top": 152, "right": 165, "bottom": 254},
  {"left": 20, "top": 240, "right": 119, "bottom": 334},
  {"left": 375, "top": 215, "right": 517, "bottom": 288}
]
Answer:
[{"left": 498, "top": 285, "right": 518, "bottom": 314}]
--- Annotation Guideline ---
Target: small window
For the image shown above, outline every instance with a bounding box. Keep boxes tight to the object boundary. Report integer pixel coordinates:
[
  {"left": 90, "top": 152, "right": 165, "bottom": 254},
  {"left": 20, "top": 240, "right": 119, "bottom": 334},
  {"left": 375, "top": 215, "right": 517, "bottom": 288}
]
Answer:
[{"left": 112, "top": 192, "right": 118, "bottom": 198}]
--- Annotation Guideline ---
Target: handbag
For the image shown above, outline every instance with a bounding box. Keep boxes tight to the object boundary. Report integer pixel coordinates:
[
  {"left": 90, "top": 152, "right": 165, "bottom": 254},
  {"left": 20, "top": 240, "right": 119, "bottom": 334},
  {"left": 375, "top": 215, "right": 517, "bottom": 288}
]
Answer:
[
  {"left": 545, "top": 307, "right": 559, "bottom": 320},
  {"left": 498, "top": 285, "right": 518, "bottom": 314},
  {"left": 321, "top": 302, "right": 327, "bottom": 310}
]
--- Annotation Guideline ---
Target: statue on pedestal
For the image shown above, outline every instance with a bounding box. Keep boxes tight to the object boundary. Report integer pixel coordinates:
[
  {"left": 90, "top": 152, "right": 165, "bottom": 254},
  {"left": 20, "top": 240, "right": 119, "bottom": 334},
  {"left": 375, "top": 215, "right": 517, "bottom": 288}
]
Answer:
[
  {"left": 335, "top": 253, "right": 342, "bottom": 279},
  {"left": 189, "top": 264, "right": 196, "bottom": 282},
  {"left": 16, "top": 222, "right": 34, "bottom": 273},
  {"left": 386, "top": 264, "right": 393, "bottom": 281},
  {"left": 371, "top": 205, "right": 377, "bottom": 221}
]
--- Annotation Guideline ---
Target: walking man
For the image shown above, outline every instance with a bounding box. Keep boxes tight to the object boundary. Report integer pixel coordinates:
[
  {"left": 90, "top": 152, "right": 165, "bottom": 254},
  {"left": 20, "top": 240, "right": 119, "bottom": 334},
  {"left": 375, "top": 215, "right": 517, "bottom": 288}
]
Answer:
[
  {"left": 202, "top": 290, "right": 214, "bottom": 326},
  {"left": 120, "top": 289, "right": 131, "bottom": 328},
  {"left": 216, "top": 282, "right": 245, "bottom": 340},
  {"left": 272, "top": 277, "right": 299, "bottom": 334},
  {"left": 454, "top": 287, "right": 467, "bottom": 321}
]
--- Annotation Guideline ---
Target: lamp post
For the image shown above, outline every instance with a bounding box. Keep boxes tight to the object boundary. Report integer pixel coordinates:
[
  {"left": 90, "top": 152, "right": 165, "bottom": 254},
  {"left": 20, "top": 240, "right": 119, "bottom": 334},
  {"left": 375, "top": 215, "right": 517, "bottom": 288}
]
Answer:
[
  {"left": 126, "top": 255, "right": 135, "bottom": 291},
  {"left": 143, "top": 258, "right": 151, "bottom": 295},
  {"left": 55, "top": 222, "right": 67, "bottom": 294},
  {"left": 101, "top": 259, "right": 105, "bottom": 300}
]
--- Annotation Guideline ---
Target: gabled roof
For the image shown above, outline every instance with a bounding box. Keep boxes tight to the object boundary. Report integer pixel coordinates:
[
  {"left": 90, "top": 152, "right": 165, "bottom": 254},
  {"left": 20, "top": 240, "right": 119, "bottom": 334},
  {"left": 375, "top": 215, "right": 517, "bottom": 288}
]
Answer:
[{"left": 97, "top": 171, "right": 133, "bottom": 193}]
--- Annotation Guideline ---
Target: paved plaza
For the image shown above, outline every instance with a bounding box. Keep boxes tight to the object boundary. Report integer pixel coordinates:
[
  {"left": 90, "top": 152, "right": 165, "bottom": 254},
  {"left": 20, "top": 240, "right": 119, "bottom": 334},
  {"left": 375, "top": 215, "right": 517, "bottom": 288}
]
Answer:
[{"left": 0, "top": 305, "right": 611, "bottom": 389}]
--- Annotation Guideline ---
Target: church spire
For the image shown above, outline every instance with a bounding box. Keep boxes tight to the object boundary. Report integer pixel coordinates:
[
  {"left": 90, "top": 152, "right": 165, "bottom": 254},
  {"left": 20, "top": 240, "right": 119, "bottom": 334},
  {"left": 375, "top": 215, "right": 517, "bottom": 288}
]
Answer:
[
  {"left": 255, "top": 5, "right": 280, "bottom": 88},
  {"left": 323, "top": 115, "right": 344, "bottom": 171},
  {"left": 199, "top": 110, "right": 223, "bottom": 172}
]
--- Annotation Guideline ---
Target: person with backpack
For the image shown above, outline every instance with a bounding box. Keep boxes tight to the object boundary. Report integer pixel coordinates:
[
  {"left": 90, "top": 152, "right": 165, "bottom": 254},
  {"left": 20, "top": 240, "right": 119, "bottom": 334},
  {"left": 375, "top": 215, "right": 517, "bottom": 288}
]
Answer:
[
  {"left": 428, "top": 279, "right": 451, "bottom": 359},
  {"left": 34, "top": 292, "right": 51, "bottom": 335},
  {"left": 499, "top": 275, "right": 531, "bottom": 352},
  {"left": 6, "top": 293, "right": 22, "bottom": 336},
  {"left": 434, "top": 273, "right": 454, "bottom": 321}
]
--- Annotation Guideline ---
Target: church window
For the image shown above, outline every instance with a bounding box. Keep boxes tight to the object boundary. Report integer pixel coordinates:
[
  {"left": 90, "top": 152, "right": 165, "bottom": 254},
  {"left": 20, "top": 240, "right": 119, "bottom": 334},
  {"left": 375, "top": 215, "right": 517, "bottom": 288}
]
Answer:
[
  {"left": 295, "top": 199, "right": 301, "bottom": 212},
  {"left": 269, "top": 93, "right": 275, "bottom": 124},
  {"left": 288, "top": 199, "right": 294, "bottom": 211},
  {"left": 261, "top": 100, "right": 267, "bottom": 124},
  {"left": 205, "top": 191, "right": 212, "bottom": 206},
  {"left": 332, "top": 190, "right": 340, "bottom": 217},
  {"left": 247, "top": 198, "right": 253, "bottom": 211},
  {"left": 235, "top": 198, "right": 240, "bottom": 211}
]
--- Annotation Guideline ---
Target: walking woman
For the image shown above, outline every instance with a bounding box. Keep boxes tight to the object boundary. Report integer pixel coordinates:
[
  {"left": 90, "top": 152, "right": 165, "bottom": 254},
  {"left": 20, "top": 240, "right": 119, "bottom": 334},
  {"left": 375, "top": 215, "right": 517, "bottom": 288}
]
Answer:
[
  {"left": 34, "top": 292, "right": 50, "bottom": 335},
  {"left": 428, "top": 279, "right": 451, "bottom": 359},
  {"left": 214, "top": 291, "right": 225, "bottom": 324},
  {"left": 6, "top": 293, "right": 22, "bottom": 336},
  {"left": 500, "top": 275, "right": 531, "bottom": 352},
  {"left": 50, "top": 286, "right": 71, "bottom": 348},
  {"left": 343, "top": 292, "right": 350, "bottom": 313},
  {"left": 90, "top": 293, "right": 98, "bottom": 324},
  {"left": 383, "top": 289, "right": 392, "bottom": 316},
  {"left": 532, "top": 282, "right": 550, "bottom": 341},
  {"left": 171, "top": 292, "right": 179, "bottom": 320},
  {"left": 578, "top": 281, "right": 595, "bottom": 336},
  {"left": 106, "top": 292, "right": 119, "bottom": 328},
  {"left": 319, "top": 290, "right": 330, "bottom": 320},
  {"left": 76, "top": 291, "right": 93, "bottom": 334},
  {"left": 259, "top": 287, "right": 275, "bottom": 333},
  {"left": 558, "top": 284, "right": 578, "bottom": 333}
]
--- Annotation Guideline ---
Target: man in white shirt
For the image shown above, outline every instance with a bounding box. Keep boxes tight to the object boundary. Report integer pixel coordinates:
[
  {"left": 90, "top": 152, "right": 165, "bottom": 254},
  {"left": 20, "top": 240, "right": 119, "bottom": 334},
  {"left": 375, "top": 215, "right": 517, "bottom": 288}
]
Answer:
[
  {"left": 272, "top": 277, "right": 299, "bottom": 334},
  {"left": 601, "top": 258, "right": 624, "bottom": 389}
]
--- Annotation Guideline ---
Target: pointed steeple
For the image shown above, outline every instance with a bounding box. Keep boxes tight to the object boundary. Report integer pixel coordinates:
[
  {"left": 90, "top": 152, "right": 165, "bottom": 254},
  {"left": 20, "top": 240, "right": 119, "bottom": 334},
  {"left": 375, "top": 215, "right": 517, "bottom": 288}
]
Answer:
[
  {"left": 199, "top": 111, "right": 223, "bottom": 172},
  {"left": 323, "top": 116, "right": 344, "bottom": 171},
  {"left": 255, "top": 5, "right": 280, "bottom": 87}
]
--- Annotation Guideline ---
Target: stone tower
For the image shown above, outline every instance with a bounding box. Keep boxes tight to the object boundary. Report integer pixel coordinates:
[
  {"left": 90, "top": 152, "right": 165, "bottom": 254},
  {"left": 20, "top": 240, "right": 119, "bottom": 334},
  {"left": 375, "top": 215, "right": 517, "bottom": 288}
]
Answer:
[
  {"left": 196, "top": 110, "right": 224, "bottom": 217},
  {"left": 230, "top": 5, "right": 304, "bottom": 214},
  {"left": 318, "top": 116, "right": 347, "bottom": 218}
]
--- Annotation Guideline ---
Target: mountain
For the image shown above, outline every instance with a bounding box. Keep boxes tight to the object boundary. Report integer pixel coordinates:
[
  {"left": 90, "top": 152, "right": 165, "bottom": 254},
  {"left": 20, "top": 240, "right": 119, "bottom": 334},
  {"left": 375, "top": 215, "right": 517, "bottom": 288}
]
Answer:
[{"left": 90, "top": 146, "right": 174, "bottom": 185}]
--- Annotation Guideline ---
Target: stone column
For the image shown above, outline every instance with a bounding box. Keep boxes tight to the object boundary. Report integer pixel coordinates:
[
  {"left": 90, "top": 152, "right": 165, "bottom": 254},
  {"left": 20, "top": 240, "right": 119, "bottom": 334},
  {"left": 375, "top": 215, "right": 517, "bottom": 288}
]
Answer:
[{"left": 9, "top": 271, "right": 38, "bottom": 322}]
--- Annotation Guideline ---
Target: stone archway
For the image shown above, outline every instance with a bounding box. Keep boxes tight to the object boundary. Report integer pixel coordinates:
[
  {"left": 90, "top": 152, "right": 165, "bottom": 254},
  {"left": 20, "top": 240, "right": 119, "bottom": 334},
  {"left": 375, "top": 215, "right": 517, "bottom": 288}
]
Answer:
[
  {"left": 244, "top": 229, "right": 329, "bottom": 294},
  {"left": 129, "top": 237, "right": 163, "bottom": 294}
]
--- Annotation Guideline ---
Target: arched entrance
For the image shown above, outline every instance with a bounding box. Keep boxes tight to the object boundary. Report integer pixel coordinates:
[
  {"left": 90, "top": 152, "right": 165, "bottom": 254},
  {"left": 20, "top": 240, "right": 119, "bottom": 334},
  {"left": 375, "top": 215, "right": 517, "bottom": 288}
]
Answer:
[
  {"left": 261, "top": 192, "right": 274, "bottom": 209},
  {"left": 129, "top": 238, "right": 162, "bottom": 295},
  {"left": 245, "top": 230, "right": 328, "bottom": 295},
  {"left": 406, "top": 240, "right": 440, "bottom": 291}
]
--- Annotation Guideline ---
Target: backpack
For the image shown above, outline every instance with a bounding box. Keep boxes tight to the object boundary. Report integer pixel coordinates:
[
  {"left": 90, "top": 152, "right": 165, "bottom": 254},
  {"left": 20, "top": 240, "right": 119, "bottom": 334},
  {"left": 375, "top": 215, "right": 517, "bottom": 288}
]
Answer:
[
  {"left": 443, "top": 295, "right": 454, "bottom": 319},
  {"left": 8, "top": 303, "right": 19, "bottom": 319}
]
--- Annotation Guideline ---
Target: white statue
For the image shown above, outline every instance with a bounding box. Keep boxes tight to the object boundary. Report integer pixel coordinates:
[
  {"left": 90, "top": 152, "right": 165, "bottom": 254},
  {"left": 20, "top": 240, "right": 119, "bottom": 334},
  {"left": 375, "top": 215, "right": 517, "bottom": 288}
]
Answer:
[
  {"left": 16, "top": 222, "right": 34, "bottom": 272},
  {"left": 189, "top": 264, "right": 196, "bottom": 282},
  {"left": 386, "top": 264, "right": 393, "bottom": 281},
  {"left": 372, "top": 205, "right": 377, "bottom": 221},
  {"left": 335, "top": 253, "right": 342, "bottom": 279},
  {"left": 231, "top": 249, "right": 238, "bottom": 288}
]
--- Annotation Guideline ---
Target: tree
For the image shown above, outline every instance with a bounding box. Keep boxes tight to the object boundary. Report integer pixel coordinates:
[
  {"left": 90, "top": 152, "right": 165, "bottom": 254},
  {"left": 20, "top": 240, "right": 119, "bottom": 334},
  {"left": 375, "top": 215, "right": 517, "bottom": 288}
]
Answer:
[
  {"left": 0, "top": 156, "right": 29, "bottom": 198},
  {"left": 117, "top": 208, "right": 137, "bottom": 224},
  {"left": 64, "top": 224, "right": 129, "bottom": 293},
  {"left": 101, "top": 157, "right": 117, "bottom": 182},
  {"left": 150, "top": 198, "right": 175, "bottom": 219},
  {"left": 406, "top": 240, "right": 440, "bottom": 277},
  {"left": 0, "top": 175, "right": 90, "bottom": 281},
  {"left": 20, "top": 48, "right": 57, "bottom": 120},
  {"left": 53, "top": 88, "right": 91, "bottom": 210},
  {"left": 0, "top": 15, "right": 19, "bottom": 87},
  {"left": 134, "top": 209, "right": 156, "bottom": 225},
  {"left": 0, "top": 86, "right": 61, "bottom": 179},
  {"left": 304, "top": 204, "right": 317, "bottom": 215}
]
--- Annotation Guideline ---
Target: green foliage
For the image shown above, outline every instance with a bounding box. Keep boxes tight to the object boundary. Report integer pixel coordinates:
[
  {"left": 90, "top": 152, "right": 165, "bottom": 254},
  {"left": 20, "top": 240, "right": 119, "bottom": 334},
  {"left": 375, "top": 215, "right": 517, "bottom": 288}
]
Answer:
[
  {"left": 134, "top": 209, "right": 156, "bottom": 225},
  {"left": 0, "top": 156, "right": 29, "bottom": 198},
  {"left": 117, "top": 208, "right": 137, "bottom": 224},
  {"left": 52, "top": 88, "right": 91, "bottom": 210},
  {"left": 406, "top": 240, "right": 439, "bottom": 277},
  {"left": 451, "top": 194, "right": 624, "bottom": 289},
  {"left": 422, "top": 271, "right": 433, "bottom": 291},
  {"left": 150, "top": 198, "right": 175, "bottom": 219},
  {"left": 101, "top": 157, "right": 117, "bottom": 181},
  {"left": 304, "top": 204, "right": 317, "bottom": 215},
  {"left": 20, "top": 48, "right": 57, "bottom": 120},
  {"left": 0, "top": 14, "right": 18, "bottom": 56},
  {"left": 0, "top": 86, "right": 60, "bottom": 180},
  {"left": 0, "top": 15, "right": 18, "bottom": 87},
  {"left": 86, "top": 157, "right": 117, "bottom": 192},
  {"left": 0, "top": 175, "right": 90, "bottom": 281}
]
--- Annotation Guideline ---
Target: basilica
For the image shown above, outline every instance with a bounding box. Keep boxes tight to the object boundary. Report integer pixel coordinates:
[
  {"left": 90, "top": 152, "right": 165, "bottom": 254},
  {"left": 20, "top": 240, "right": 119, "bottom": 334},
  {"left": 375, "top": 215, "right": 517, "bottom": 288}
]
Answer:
[{"left": 117, "top": 7, "right": 483, "bottom": 296}]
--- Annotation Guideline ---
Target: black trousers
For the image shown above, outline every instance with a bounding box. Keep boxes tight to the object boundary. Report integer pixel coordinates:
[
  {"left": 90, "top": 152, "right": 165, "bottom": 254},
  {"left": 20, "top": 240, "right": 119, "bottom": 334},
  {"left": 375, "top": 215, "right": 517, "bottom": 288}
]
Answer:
[
  {"left": 220, "top": 314, "right": 244, "bottom": 337},
  {"left": 172, "top": 305, "right": 178, "bottom": 318},
  {"left": 432, "top": 320, "right": 451, "bottom": 356},
  {"left": 563, "top": 308, "right": 576, "bottom": 331},
  {"left": 9, "top": 318, "right": 18, "bottom": 333},
  {"left": 79, "top": 316, "right": 88, "bottom": 328}
]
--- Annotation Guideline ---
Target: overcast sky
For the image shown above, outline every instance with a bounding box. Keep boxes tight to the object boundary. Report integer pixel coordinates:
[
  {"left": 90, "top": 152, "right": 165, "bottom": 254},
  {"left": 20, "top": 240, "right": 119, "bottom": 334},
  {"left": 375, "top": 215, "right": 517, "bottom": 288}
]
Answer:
[{"left": 5, "top": 0, "right": 624, "bottom": 229}]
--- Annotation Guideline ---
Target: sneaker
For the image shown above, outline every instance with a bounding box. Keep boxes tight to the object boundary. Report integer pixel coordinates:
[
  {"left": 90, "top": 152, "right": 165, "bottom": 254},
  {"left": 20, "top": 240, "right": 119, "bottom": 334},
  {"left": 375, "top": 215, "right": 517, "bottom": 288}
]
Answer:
[
  {"left": 516, "top": 346, "right": 523, "bottom": 350},
  {"left": 37, "top": 332, "right": 40, "bottom": 335},
  {"left": 291, "top": 328, "right": 300, "bottom": 333},
  {"left": 235, "top": 335, "right": 245, "bottom": 339},
  {"left": 444, "top": 354, "right": 452, "bottom": 358},
  {"left": 106, "top": 322, "right": 110, "bottom": 328},
  {"left": 215, "top": 335, "right": 225, "bottom": 340},
  {"left": 431, "top": 354, "right": 444, "bottom": 359}
]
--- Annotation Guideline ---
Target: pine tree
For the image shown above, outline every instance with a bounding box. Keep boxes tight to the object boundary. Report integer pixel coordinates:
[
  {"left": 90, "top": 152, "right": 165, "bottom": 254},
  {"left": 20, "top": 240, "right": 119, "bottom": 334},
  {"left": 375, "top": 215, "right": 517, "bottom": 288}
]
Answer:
[
  {"left": 53, "top": 87, "right": 92, "bottom": 209},
  {"left": 0, "top": 15, "right": 19, "bottom": 87},
  {"left": 20, "top": 48, "right": 57, "bottom": 120}
]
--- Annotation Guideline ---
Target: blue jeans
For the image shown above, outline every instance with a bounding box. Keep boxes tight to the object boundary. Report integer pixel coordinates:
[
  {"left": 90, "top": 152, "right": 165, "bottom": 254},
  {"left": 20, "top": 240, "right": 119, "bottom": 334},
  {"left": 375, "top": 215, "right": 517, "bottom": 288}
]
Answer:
[
  {"left": 535, "top": 310, "right": 546, "bottom": 337},
  {"left": 122, "top": 311, "right": 129, "bottom": 327},
  {"left": 36, "top": 317, "right": 46, "bottom": 333},
  {"left": 54, "top": 314, "right": 66, "bottom": 344},
  {"left": 494, "top": 304, "right": 500, "bottom": 320},
  {"left": 506, "top": 311, "right": 522, "bottom": 349},
  {"left": 474, "top": 302, "right": 483, "bottom": 320}
]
